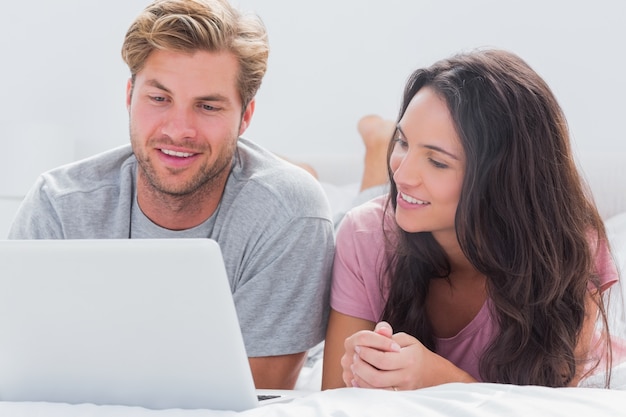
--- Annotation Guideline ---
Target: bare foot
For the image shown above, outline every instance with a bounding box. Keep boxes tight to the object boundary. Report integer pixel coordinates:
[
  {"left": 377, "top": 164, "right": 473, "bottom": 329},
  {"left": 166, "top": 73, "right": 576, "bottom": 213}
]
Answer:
[{"left": 357, "top": 115, "right": 395, "bottom": 191}]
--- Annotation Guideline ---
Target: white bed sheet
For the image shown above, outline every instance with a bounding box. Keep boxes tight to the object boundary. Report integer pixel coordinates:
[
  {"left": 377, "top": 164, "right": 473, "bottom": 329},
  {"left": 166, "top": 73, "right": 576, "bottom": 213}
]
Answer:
[
  {"left": 1, "top": 382, "right": 625, "bottom": 417},
  {"left": 2, "top": 186, "right": 625, "bottom": 416}
]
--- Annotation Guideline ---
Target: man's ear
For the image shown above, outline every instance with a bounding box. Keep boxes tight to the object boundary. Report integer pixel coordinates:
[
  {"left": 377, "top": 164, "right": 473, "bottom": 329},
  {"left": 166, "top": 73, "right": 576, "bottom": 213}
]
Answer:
[
  {"left": 126, "top": 78, "right": 133, "bottom": 110},
  {"left": 239, "top": 99, "right": 255, "bottom": 135}
]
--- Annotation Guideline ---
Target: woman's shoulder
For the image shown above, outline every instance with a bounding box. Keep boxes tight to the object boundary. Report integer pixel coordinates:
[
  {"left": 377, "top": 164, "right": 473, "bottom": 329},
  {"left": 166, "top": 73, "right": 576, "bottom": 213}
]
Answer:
[
  {"left": 335, "top": 195, "right": 396, "bottom": 260},
  {"left": 339, "top": 194, "right": 391, "bottom": 233}
]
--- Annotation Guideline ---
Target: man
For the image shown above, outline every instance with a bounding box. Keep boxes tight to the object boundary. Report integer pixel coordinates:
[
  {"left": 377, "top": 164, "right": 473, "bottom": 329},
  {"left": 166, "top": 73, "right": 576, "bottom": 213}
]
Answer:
[{"left": 9, "top": 0, "right": 334, "bottom": 389}]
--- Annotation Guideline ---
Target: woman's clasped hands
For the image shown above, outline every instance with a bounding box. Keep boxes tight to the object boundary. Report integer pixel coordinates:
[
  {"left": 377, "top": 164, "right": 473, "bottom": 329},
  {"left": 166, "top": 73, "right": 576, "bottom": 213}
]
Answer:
[{"left": 342, "top": 321, "right": 433, "bottom": 391}]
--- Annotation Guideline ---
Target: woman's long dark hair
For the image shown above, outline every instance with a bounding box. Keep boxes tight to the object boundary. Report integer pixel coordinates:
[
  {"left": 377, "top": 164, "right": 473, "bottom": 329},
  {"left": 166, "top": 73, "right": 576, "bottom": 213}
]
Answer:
[{"left": 380, "top": 49, "right": 613, "bottom": 387}]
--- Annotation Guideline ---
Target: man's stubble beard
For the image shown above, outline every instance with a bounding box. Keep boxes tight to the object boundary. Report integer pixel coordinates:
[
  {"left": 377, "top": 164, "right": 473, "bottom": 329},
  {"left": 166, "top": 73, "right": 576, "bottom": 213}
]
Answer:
[{"left": 131, "top": 131, "right": 238, "bottom": 199}]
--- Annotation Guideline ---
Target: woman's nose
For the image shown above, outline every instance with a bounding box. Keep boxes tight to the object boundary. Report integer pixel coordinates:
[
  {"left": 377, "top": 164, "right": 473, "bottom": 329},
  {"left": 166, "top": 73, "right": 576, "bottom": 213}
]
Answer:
[{"left": 392, "top": 153, "right": 422, "bottom": 188}]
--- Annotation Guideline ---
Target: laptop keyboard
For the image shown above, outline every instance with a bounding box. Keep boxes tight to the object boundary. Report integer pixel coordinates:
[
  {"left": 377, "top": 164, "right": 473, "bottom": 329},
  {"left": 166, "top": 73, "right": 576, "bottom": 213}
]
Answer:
[{"left": 257, "top": 394, "right": 281, "bottom": 401}]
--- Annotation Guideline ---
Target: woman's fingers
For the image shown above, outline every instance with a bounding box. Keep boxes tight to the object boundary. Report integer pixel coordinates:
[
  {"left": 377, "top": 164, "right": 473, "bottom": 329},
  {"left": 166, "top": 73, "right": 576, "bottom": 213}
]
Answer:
[
  {"left": 342, "top": 324, "right": 428, "bottom": 389},
  {"left": 351, "top": 333, "right": 427, "bottom": 389},
  {"left": 373, "top": 321, "right": 394, "bottom": 338},
  {"left": 350, "top": 349, "right": 400, "bottom": 388},
  {"left": 346, "top": 329, "right": 401, "bottom": 354},
  {"left": 341, "top": 326, "right": 401, "bottom": 388}
]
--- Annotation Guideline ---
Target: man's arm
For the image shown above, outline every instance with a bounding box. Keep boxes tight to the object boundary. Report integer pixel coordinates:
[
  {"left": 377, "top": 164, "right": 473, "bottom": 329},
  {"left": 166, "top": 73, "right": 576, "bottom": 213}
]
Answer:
[{"left": 249, "top": 352, "right": 307, "bottom": 389}]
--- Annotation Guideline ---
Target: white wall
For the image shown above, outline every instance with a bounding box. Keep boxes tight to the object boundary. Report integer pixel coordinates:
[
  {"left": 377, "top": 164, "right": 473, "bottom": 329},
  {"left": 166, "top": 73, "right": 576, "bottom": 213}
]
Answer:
[
  {"left": 1, "top": 0, "right": 625, "bottom": 235},
  {"left": 244, "top": 0, "right": 626, "bottom": 158}
]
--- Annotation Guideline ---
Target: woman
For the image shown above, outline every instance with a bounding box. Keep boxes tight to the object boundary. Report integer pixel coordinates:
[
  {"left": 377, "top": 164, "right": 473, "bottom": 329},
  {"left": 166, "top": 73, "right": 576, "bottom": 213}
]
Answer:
[{"left": 322, "top": 49, "right": 618, "bottom": 390}]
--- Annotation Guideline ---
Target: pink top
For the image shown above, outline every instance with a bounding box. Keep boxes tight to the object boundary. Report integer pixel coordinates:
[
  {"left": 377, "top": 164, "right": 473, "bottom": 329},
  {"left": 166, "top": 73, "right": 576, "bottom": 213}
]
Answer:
[{"left": 330, "top": 195, "right": 619, "bottom": 381}]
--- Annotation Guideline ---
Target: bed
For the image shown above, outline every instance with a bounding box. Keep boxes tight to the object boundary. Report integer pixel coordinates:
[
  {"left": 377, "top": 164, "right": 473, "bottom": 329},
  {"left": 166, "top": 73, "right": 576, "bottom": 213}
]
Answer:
[{"left": 1, "top": 150, "right": 625, "bottom": 416}]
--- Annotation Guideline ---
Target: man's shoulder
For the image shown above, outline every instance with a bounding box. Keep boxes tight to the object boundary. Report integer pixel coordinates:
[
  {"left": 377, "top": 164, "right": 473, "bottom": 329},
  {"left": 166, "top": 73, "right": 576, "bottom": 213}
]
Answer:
[
  {"left": 232, "top": 138, "right": 329, "bottom": 208},
  {"left": 41, "top": 144, "right": 136, "bottom": 197},
  {"left": 62, "top": 144, "right": 135, "bottom": 175}
]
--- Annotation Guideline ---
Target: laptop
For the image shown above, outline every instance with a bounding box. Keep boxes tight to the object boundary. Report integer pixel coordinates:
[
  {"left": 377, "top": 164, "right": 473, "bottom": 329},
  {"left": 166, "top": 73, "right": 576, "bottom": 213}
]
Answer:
[{"left": 0, "top": 238, "right": 294, "bottom": 411}]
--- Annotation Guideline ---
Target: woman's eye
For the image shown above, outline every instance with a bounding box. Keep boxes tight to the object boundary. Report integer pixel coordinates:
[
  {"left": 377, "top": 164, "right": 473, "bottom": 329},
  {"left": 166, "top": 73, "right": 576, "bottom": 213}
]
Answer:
[
  {"left": 392, "top": 127, "right": 408, "bottom": 148},
  {"left": 395, "top": 138, "right": 408, "bottom": 148},
  {"left": 392, "top": 131, "right": 408, "bottom": 148},
  {"left": 429, "top": 158, "right": 448, "bottom": 169}
]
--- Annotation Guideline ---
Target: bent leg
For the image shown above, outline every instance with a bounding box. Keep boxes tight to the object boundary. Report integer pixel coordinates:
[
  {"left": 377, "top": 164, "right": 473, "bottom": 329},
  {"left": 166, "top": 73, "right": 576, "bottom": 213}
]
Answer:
[{"left": 357, "top": 115, "right": 395, "bottom": 192}]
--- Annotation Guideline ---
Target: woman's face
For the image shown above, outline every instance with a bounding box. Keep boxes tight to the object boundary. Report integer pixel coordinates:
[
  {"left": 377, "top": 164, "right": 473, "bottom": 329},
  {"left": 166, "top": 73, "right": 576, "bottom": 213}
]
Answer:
[{"left": 389, "top": 87, "right": 465, "bottom": 243}]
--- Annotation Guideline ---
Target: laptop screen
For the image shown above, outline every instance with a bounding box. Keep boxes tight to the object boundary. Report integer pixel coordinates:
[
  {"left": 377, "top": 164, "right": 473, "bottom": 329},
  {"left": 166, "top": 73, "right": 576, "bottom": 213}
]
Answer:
[{"left": 0, "top": 238, "right": 258, "bottom": 411}]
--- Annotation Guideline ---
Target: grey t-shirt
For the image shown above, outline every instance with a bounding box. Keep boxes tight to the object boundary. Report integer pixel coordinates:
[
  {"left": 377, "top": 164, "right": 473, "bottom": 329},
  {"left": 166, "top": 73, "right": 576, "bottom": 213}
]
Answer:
[{"left": 9, "top": 138, "right": 335, "bottom": 357}]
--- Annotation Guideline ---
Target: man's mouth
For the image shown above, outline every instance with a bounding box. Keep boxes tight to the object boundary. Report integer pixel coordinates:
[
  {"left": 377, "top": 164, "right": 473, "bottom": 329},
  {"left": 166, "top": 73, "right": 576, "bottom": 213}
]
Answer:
[{"left": 160, "top": 148, "right": 195, "bottom": 158}]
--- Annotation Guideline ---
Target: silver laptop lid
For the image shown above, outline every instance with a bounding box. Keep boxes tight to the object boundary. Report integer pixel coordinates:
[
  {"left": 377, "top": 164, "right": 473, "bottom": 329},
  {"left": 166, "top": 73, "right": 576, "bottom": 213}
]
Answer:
[{"left": 0, "top": 238, "right": 258, "bottom": 411}]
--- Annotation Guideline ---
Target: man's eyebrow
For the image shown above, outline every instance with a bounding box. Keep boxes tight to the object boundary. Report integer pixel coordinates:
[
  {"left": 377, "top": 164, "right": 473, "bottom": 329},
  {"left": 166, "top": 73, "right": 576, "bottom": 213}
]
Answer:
[
  {"left": 146, "top": 79, "right": 170, "bottom": 93},
  {"left": 145, "top": 79, "right": 230, "bottom": 103},
  {"left": 397, "top": 125, "right": 460, "bottom": 160},
  {"left": 196, "top": 93, "right": 230, "bottom": 103}
]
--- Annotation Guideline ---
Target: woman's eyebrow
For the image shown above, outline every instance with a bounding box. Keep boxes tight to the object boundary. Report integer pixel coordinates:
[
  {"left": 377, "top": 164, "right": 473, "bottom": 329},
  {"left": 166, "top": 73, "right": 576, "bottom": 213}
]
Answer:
[
  {"left": 422, "top": 144, "right": 460, "bottom": 160},
  {"left": 397, "top": 125, "right": 460, "bottom": 160}
]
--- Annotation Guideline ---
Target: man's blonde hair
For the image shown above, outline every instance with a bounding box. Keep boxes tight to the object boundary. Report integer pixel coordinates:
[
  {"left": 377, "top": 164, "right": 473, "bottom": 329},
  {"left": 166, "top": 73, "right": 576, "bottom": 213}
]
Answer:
[{"left": 121, "top": 0, "right": 269, "bottom": 110}]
